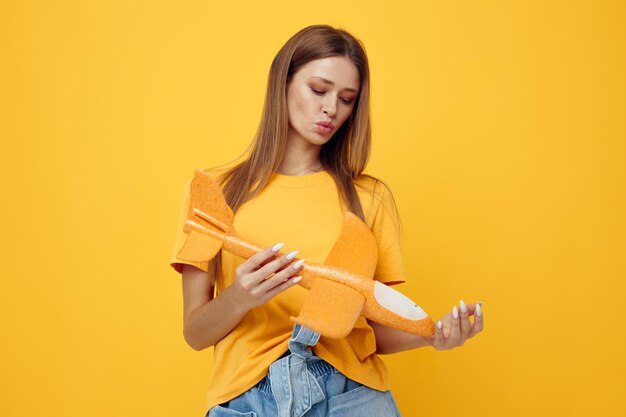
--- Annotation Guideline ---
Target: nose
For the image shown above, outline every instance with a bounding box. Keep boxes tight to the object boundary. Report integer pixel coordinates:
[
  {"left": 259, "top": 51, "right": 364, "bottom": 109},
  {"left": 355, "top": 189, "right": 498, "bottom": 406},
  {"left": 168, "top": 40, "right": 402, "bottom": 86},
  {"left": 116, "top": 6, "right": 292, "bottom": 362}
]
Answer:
[{"left": 322, "top": 96, "right": 337, "bottom": 118}]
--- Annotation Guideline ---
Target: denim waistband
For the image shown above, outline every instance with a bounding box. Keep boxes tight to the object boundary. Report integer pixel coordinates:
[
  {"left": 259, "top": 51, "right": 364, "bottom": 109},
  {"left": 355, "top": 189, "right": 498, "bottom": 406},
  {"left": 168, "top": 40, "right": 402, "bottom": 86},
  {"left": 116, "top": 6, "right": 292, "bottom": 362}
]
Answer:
[{"left": 256, "top": 356, "right": 336, "bottom": 394}]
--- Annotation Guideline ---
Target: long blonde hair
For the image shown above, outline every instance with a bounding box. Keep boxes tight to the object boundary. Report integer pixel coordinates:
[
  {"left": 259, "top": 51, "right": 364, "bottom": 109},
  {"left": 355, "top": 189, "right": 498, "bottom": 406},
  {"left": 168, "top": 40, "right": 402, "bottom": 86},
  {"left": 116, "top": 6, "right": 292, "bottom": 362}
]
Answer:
[{"left": 211, "top": 25, "right": 398, "bottom": 291}]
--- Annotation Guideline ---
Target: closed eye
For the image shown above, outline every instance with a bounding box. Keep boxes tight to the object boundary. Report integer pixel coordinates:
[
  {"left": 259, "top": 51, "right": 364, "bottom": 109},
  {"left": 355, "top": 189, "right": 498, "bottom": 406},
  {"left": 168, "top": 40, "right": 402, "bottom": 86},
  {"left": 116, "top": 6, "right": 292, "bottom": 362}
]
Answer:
[{"left": 310, "top": 88, "right": 354, "bottom": 104}]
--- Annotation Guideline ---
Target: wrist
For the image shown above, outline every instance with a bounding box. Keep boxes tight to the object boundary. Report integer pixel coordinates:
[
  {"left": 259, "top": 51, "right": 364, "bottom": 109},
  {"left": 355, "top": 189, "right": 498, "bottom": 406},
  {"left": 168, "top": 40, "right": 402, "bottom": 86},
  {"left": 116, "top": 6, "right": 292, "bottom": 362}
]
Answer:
[
  {"left": 413, "top": 335, "right": 434, "bottom": 349},
  {"left": 221, "top": 285, "right": 252, "bottom": 316}
]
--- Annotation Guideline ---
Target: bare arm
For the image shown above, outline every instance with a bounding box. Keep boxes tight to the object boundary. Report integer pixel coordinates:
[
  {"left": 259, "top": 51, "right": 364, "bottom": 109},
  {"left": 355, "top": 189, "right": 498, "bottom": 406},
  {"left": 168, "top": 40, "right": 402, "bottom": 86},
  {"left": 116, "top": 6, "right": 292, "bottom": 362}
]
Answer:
[
  {"left": 181, "top": 243, "right": 304, "bottom": 351},
  {"left": 181, "top": 264, "right": 246, "bottom": 350},
  {"left": 367, "top": 319, "right": 432, "bottom": 354}
]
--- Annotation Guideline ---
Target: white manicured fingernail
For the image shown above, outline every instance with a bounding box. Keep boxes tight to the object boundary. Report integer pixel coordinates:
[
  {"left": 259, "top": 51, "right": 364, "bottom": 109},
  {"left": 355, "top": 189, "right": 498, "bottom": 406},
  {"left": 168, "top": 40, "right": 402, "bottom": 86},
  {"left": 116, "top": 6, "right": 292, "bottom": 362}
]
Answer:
[
  {"left": 476, "top": 303, "right": 482, "bottom": 317},
  {"left": 453, "top": 306, "right": 459, "bottom": 319},
  {"left": 460, "top": 300, "right": 467, "bottom": 314},
  {"left": 292, "top": 276, "right": 302, "bottom": 283},
  {"left": 292, "top": 259, "right": 305, "bottom": 269},
  {"left": 286, "top": 250, "right": 299, "bottom": 260},
  {"left": 272, "top": 242, "right": 285, "bottom": 252},
  {"left": 437, "top": 320, "right": 442, "bottom": 329}
]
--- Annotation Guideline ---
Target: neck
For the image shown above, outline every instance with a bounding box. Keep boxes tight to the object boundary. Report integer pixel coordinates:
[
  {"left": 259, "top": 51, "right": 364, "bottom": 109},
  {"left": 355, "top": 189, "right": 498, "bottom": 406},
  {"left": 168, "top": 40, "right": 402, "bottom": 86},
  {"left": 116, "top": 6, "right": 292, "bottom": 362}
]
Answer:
[{"left": 277, "top": 136, "right": 323, "bottom": 176}]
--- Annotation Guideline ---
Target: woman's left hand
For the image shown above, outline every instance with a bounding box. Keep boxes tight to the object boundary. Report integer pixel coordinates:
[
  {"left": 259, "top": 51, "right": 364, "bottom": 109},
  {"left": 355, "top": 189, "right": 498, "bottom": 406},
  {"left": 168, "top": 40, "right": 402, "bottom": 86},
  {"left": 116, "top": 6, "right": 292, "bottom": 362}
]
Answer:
[{"left": 428, "top": 301, "right": 484, "bottom": 351}]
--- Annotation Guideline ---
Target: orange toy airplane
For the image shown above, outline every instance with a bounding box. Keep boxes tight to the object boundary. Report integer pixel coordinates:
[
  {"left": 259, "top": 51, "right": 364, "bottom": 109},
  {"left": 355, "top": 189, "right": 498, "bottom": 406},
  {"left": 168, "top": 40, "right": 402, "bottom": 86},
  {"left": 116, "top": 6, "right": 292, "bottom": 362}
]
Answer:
[{"left": 177, "top": 169, "right": 435, "bottom": 339}]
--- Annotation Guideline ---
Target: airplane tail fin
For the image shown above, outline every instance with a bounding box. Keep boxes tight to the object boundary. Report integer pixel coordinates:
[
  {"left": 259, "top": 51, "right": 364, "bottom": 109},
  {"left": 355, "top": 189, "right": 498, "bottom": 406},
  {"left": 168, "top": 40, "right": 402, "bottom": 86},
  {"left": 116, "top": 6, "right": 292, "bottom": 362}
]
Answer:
[{"left": 177, "top": 169, "right": 235, "bottom": 262}]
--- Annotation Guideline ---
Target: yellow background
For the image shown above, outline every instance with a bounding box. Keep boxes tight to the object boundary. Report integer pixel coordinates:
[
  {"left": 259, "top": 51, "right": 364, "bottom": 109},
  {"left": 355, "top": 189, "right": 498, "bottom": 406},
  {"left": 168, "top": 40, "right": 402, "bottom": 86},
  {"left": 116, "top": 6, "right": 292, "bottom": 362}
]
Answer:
[{"left": 1, "top": 1, "right": 624, "bottom": 416}]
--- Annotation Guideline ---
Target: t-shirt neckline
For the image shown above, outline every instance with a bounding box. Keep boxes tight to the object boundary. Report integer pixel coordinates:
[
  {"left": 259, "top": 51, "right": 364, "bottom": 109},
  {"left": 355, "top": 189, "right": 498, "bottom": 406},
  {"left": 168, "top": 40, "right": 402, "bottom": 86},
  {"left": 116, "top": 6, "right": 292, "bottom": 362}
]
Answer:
[{"left": 269, "top": 170, "right": 330, "bottom": 187}]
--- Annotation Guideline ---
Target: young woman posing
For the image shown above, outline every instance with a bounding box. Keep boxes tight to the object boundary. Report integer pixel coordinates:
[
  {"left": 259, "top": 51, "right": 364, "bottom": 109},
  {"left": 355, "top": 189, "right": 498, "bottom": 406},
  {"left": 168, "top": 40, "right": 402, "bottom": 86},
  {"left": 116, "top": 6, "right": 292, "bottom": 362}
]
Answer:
[{"left": 170, "top": 24, "right": 484, "bottom": 417}]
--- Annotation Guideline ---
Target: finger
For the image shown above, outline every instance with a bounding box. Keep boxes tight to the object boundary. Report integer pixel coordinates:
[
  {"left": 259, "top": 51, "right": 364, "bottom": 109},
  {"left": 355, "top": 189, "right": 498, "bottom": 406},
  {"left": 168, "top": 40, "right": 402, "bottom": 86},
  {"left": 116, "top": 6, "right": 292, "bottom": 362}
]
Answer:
[
  {"left": 257, "top": 255, "right": 279, "bottom": 268},
  {"left": 464, "top": 301, "right": 485, "bottom": 317},
  {"left": 449, "top": 305, "right": 461, "bottom": 345},
  {"left": 238, "top": 242, "right": 285, "bottom": 274},
  {"left": 433, "top": 319, "right": 444, "bottom": 350},
  {"left": 459, "top": 300, "right": 471, "bottom": 338},
  {"left": 264, "top": 275, "right": 302, "bottom": 299},
  {"left": 258, "top": 259, "right": 305, "bottom": 293},
  {"left": 254, "top": 250, "right": 301, "bottom": 282},
  {"left": 443, "top": 315, "right": 452, "bottom": 339},
  {"left": 468, "top": 302, "right": 484, "bottom": 338}
]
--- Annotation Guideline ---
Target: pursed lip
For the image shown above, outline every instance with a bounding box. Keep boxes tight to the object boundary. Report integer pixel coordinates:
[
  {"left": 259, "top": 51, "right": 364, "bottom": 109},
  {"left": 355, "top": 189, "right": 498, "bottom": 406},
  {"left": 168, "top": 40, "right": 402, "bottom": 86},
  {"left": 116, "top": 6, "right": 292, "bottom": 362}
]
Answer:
[{"left": 316, "top": 120, "right": 335, "bottom": 129}]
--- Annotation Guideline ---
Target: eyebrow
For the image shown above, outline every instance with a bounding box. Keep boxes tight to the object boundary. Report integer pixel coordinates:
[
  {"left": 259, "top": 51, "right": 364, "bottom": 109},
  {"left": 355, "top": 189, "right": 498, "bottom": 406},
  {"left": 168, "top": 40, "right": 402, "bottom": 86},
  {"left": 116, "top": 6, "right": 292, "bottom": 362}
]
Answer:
[{"left": 309, "top": 76, "right": 359, "bottom": 93}]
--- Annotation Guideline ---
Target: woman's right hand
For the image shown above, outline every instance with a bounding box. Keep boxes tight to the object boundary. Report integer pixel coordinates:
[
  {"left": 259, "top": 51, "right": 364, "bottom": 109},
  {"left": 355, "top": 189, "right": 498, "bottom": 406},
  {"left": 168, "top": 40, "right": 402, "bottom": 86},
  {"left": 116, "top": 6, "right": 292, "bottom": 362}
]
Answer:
[{"left": 227, "top": 242, "right": 304, "bottom": 312}]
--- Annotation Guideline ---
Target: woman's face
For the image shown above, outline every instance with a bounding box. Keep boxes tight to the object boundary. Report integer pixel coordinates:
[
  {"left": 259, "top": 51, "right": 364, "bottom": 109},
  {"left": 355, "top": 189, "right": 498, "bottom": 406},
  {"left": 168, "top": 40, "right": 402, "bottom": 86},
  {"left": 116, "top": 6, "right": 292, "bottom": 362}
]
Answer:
[{"left": 286, "top": 56, "right": 360, "bottom": 147}]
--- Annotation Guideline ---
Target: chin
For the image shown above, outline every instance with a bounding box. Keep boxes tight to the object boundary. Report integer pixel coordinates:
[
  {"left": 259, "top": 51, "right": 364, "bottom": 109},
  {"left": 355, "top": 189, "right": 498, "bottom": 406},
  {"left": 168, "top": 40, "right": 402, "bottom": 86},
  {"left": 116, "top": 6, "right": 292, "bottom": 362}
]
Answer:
[
  {"left": 313, "top": 128, "right": 337, "bottom": 142},
  {"left": 288, "top": 125, "right": 334, "bottom": 146},
  {"left": 307, "top": 134, "right": 332, "bottom": 146}
]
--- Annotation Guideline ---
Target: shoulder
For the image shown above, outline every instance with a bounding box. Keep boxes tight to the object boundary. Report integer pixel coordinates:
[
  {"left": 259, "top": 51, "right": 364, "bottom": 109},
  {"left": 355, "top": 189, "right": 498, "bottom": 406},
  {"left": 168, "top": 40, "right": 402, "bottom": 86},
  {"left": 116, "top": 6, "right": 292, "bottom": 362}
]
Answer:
[
  {"left": 353, "top": 173, "right": 400, "bottom": 226},
  {"left": 181, "top": 164, "right": 237, "bottom": 188},
  {"left": 354, "top": 174, "right": 394, "bottom": 199}
]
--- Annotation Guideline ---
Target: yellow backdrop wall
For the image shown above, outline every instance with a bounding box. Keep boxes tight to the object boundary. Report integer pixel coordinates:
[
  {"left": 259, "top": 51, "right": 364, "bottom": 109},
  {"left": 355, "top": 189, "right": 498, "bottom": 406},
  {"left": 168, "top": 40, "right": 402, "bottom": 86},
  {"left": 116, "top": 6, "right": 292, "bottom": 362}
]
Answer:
[{"left": 1, "top": 1, "right": 624, "bottom": 416}]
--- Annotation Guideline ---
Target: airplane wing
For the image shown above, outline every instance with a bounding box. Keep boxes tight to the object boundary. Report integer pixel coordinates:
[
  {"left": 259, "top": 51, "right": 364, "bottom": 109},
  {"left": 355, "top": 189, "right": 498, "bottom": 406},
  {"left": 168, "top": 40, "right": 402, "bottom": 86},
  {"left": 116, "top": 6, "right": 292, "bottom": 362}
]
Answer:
[
  {"left": 291, "top": 212, "right": 377, "bottom": 339},
  {"left": 292, "top": 276, "right": 365, "bottom": 339},
  {"left": 324, "top": 211, "right": 378, "bottom": 279}
]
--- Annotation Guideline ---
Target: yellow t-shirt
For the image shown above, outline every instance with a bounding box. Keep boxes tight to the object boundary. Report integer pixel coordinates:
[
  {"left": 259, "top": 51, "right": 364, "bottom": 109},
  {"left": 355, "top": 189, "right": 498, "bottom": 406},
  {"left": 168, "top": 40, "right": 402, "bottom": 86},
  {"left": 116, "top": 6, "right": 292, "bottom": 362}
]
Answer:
[{"left": 169, "top": 168, "right": 406, "bottom": 410}]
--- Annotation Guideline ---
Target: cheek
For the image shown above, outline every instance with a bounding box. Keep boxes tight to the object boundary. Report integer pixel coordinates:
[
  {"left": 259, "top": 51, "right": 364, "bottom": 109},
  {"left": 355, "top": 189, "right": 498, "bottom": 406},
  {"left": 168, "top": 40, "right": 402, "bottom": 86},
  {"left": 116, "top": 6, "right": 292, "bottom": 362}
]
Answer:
[
  {"left": 288, "top": 89, "right": 311, "bottom": 122},
  {"left": 339, "top": 108, "right": 354, "bottom": 126}
]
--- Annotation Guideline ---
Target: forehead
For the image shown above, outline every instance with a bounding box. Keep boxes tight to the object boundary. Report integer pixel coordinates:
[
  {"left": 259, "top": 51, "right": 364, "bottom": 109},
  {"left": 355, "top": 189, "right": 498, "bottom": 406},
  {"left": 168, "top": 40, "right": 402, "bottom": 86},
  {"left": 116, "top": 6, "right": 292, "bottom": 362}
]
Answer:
[{"left": 294, "top": 56, "right": 360, "bottom": 91}]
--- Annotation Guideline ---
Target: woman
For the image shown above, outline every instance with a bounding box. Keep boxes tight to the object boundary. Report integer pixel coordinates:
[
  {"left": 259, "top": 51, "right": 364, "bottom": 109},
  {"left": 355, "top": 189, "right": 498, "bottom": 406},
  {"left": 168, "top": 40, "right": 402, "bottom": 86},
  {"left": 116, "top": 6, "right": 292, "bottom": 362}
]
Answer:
[{"left": 170, "top": 24, "right": 484, "bottom": 417}]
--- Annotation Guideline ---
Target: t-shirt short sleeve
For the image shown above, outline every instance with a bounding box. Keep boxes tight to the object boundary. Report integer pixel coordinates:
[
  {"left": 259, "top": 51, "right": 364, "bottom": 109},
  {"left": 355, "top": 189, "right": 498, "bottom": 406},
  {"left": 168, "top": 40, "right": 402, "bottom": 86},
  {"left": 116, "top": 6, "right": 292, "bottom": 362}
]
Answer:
[
  {"left": 169, "top": 176, "right": 210, "bottom": 274},
  {"left": 368, "top": 182, "right": 406, "bottom": 286}
]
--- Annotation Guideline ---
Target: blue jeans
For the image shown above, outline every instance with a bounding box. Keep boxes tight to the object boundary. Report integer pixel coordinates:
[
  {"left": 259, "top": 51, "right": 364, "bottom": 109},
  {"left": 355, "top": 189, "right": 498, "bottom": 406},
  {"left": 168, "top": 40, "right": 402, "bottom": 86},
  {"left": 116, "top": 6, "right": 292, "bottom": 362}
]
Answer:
[{"left": 207, "top": 324, "right": 402, "bottom": 417}]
